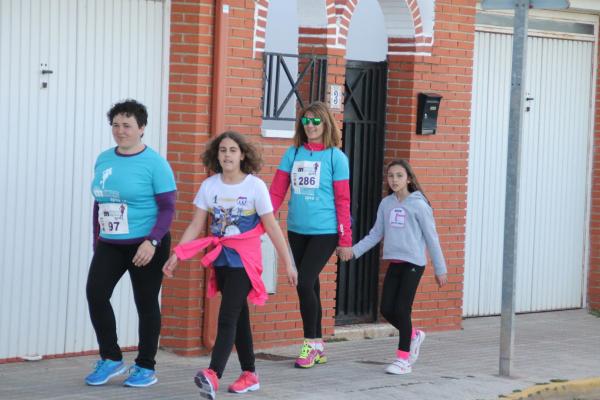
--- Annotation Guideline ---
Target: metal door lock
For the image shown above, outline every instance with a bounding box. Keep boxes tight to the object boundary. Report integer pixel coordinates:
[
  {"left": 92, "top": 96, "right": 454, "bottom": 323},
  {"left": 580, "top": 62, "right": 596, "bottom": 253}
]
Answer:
[
  {"left": 40, "top": 63, "right": 52, "bottom": 89},
  {"left": 525, "top": 94, "right": 534, "bottom": 112}
]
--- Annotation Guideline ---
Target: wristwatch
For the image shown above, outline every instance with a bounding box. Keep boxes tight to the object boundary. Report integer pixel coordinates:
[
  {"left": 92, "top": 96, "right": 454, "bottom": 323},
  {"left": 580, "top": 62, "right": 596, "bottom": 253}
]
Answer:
[{"left": 149, "top": 239, "right": 159, "bottom": 247}]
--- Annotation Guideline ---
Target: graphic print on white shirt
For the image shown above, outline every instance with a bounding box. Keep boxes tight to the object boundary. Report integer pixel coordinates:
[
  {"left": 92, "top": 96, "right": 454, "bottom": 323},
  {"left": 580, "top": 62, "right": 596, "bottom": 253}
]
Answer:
[
  {"left": 291, "top": 160, "right": 321, "bottom": 195},
  {"left": 212, "top": 197, "right": 245, "bottom": 236},
  {"left": 194, "top": 174, "right": 273, "bottom": 238},
  {"left": 390, "top": 207, "right": 406, "bottom": 228}
]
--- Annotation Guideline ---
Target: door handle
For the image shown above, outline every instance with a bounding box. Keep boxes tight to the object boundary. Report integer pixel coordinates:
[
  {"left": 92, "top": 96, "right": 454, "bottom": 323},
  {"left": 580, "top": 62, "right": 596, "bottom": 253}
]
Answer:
[{"left": 41, "top": 69, "right": 53, "bottom": 74}]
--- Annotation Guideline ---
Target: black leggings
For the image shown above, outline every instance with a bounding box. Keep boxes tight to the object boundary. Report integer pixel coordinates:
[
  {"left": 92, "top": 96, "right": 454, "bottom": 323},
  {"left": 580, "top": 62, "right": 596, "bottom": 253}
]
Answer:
[
  {"left": 86, "top": 233, "right": 170, "bottom": 370},
  {"left": 380, "top": 262, "right": 424, "bottom": 352},
  {"left": 288, "top": 231, "right": 338, "bottom": 339},
  {"left": 209, "top": 267, "right": 255, "bottom": 378}
]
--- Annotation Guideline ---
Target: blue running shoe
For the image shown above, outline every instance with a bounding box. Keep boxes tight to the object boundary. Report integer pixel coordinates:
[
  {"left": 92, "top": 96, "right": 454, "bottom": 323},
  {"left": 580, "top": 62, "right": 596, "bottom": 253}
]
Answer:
[
  {"left": 123, "top": 365, "right": 158, "bottom": 387},
  {"left": 85, "top": 359, "right": 126, "bottom": 386}
]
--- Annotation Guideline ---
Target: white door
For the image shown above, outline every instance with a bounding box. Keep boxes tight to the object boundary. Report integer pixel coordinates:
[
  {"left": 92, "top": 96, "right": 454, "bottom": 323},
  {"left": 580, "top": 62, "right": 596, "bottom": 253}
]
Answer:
[
  {"left": 464, "top": 29, "right": 593, "bottom": 316},
  {"left": 0, "top": 0, "right": 168, "bottom": 359}
]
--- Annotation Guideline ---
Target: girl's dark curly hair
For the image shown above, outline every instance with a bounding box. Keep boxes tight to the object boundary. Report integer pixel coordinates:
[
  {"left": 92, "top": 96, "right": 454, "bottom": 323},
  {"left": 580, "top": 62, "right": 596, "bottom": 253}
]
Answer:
[{"left": 202, "top": 131, "right": 263, "bottom": 174}]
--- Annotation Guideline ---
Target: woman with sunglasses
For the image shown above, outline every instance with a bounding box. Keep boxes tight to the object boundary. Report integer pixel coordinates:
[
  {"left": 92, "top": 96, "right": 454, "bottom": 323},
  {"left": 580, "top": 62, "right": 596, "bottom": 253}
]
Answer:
[{"left": 269, "top": 101, "right": 353, "bottom": 368}]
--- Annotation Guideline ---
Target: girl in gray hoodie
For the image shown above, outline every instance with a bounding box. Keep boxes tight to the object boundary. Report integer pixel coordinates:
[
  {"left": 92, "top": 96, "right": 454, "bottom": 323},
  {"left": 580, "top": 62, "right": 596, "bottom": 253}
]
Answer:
[{"left": 348, "top": 159, "right": 448, "bottom": 375}]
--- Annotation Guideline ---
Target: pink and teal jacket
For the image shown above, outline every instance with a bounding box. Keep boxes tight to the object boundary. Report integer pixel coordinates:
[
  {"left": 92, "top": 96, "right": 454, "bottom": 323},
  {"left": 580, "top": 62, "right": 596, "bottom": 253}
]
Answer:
[{"left": 173, "top": 224, "right": 268, "bottom": 305}]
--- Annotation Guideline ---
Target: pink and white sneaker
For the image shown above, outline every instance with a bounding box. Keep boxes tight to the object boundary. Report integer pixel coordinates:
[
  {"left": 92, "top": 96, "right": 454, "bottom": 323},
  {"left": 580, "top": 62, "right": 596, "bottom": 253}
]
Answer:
[
  {"left": 195, "top": 368, "right": 219, "bottom": 400},
  {"left": 409, "top": 330, "right": 426, "bottom": 365},
  {"left": 228, "top": 371, "right": 260, "bottom": 394},
  {"left": 385, "top": 358, "right": 412, "bottom": 375}
]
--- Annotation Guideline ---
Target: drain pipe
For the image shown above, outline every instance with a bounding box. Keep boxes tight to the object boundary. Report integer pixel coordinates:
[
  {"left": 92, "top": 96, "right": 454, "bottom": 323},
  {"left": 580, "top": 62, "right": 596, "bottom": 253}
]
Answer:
[{"left": 202, "top": 0, "right": 229, "bottom": 351}]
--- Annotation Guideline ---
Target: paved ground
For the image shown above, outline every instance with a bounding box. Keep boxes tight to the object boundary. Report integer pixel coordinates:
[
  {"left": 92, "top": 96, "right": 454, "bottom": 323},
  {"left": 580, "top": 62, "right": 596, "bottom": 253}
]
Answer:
[{"left": 1, "top": 309, "right": 599, "bottom": 400}]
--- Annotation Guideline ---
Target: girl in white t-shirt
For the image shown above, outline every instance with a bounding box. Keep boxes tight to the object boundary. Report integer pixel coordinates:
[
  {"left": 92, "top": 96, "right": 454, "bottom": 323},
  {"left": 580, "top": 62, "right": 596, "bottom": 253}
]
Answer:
[{"left": 162, "top": 131, "right": 297, "bottom": 400}]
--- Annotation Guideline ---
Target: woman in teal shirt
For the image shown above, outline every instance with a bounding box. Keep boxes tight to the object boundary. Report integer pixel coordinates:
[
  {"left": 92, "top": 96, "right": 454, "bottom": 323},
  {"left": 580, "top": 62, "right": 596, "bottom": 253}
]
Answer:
[{"left": 85, "top": 99, "right": 176, "bottom": 388}]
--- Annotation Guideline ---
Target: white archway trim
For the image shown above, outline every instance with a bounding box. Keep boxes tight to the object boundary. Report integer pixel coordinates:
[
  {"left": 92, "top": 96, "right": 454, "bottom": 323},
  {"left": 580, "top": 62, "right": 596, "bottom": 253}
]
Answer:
[
  {"left": 254, "top": 0, "right": 434, "bottom": 57},
  {"left": 380, "top": 0, "right": 434, "bottom": 56},
  {"left": 333, "top": 0, "right": 356, "bottom": 49},
  {"left": 388, "top": 35, "right": 433, "bottom": 56},
  {"left": 416, "top": 0, "right": 435, "bottom": 39},
  {"left": 253, "top": 0, "right": 268, "bottom": 56}
]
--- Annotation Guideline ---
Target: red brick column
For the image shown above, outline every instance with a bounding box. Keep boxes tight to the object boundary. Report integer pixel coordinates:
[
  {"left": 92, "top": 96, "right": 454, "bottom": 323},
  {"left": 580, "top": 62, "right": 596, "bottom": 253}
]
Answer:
[{"left": 161, "top": 0, "right": 214, "bottom": 356}]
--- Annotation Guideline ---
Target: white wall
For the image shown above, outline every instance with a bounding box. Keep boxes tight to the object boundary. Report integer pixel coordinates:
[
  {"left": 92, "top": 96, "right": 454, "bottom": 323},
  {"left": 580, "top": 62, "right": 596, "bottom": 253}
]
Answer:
[{"left": 347, "top": 0, "right": 387, "bottom": 61}]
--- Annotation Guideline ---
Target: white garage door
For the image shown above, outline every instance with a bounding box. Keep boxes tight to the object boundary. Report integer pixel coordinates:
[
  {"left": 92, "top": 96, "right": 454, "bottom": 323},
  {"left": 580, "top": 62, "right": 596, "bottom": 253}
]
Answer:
[
  {"left": 464, "top": 20, "right": 594, "bottom": 316},
  {"left": 0, "top": 0, "right": 169, "bottom": 359}
]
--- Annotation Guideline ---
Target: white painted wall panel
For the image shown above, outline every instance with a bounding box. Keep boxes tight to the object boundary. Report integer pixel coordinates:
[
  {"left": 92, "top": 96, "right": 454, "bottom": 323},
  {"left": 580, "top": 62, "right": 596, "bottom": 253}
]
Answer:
[
  {"left": 464, "top": 31, "right": 591, "bottom": 316},
  {"left": 464, "top": 32, "right": 512, "bottom": 317},
  {"left": 519, "top": 37, "right": 591, "bottom": 312},
  {"left": 0, "top": 0, "right": 167, "bottom": 359},
  {"left": 0, "top": 0, "right": 79, "bottom": 359},
  {"left": 65, "top": 0, "right": 167, "bottom": 354}
]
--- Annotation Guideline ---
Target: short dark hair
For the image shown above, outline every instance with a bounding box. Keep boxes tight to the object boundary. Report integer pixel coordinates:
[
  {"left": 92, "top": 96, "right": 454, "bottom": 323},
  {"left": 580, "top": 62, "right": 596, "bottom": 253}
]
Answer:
[
  {"left": 107, "top": 99, "right": 148, "bottom": 127},
  {"left": 202, "top": 131, "right": 263, "bottom": 174}
]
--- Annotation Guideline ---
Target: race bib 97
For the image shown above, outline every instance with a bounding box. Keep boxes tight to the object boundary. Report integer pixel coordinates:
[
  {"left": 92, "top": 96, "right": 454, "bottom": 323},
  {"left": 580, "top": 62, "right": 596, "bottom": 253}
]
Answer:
[{"left": 98, "top": 203, "right": 130, "bottom": 235}]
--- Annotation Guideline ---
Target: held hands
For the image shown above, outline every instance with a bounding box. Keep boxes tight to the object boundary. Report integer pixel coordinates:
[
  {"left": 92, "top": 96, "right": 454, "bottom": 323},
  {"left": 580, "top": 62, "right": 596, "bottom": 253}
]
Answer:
[
  {"left": 132, "top": 240, "right": 156, "bottom": 267},
  {"left": 435, "top": 273, "right": 448, "bottom": 288},
  {"left": 336, "top": 246, "right": 353, "bottom": 262},
  {"left": 162, "top": 253, "right": 178, "bottom": 277}
]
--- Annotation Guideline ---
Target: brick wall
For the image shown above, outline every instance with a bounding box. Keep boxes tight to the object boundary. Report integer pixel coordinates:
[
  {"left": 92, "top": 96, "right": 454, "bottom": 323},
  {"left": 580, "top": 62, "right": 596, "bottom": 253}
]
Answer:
[{"left": 162, "top": 0, "right": 478, "bottom": 356}]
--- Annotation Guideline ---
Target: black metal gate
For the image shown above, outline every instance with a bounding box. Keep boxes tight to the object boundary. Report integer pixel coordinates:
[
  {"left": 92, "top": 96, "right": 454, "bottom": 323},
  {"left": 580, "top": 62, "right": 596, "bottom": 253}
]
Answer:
[
  {"left": 336, "top": 60, "right": 387, "bottom": 325},
  {"left": 262, "top": 52, "right": 327, "bottom": 121}
]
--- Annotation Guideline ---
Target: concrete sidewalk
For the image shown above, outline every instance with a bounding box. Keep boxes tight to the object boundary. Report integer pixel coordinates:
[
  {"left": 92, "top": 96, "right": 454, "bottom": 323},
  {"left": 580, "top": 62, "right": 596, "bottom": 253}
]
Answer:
[{"left": 1, "top": 309, "right": 598, "bottom": 400}]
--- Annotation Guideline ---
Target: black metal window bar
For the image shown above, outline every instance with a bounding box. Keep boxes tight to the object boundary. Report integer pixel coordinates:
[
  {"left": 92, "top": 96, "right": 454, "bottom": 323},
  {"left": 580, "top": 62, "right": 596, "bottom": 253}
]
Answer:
[{"left": 262, "top": 52, "right": 327, "bottom": 121}]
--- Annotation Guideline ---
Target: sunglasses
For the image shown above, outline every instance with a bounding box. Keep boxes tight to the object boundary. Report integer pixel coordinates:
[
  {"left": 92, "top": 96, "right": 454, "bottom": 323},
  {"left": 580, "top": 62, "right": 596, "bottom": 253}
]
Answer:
[{"left": 301, "top": 117, "right": 322, "bottom": 126}]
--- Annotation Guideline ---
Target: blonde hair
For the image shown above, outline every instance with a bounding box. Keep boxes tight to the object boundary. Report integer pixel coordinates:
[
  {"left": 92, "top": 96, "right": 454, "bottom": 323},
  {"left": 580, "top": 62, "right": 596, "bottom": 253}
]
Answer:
[{"left": 293, "top": 101, "right": 341, "bottom": 148}]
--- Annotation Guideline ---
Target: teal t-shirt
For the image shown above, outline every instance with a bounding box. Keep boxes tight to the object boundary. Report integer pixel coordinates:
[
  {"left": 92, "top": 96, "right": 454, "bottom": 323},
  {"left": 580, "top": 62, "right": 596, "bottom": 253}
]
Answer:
[
  {"left": 91, "top": 146, "right": 176, "bottom": 240},
  {"left": 277, "top": 145, "right": 349, "bottom": 234}
]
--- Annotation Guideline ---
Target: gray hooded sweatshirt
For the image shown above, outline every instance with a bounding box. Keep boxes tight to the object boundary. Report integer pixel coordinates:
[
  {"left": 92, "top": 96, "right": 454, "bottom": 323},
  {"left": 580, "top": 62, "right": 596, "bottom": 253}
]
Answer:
[{"left": 352, "top": 191, "right": 447, "bottom": 276}]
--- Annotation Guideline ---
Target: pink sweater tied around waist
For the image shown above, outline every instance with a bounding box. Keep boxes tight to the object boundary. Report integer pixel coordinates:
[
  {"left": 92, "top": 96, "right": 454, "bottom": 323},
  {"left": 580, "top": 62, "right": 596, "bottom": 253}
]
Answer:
[{"left": 173, "top": 224, "right": 268, "bottom": 305}]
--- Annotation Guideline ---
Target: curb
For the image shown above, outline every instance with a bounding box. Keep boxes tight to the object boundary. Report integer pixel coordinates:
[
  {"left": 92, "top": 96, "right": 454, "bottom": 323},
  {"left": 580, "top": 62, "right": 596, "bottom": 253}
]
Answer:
[
  {"left": 332, "top": 323, "right": 397, "bottom": 341},
  {"left": 502, "top": 377, "right": 600, "bottom": 399}
]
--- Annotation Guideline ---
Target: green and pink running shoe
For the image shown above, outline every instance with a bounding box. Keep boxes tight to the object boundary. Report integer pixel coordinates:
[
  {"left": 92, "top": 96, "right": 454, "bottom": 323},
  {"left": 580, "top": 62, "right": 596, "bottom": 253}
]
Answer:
[{"left": 294, "top": 340, "right": 327, "bottom": 369}]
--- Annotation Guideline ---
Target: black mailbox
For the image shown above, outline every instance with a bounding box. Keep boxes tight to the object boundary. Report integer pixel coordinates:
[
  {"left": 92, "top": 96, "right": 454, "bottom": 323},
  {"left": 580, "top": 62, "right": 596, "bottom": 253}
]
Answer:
[{"left": 416, "top": 93, "right": 442, "bottom": 135}]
